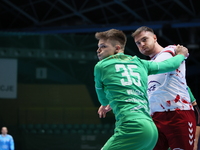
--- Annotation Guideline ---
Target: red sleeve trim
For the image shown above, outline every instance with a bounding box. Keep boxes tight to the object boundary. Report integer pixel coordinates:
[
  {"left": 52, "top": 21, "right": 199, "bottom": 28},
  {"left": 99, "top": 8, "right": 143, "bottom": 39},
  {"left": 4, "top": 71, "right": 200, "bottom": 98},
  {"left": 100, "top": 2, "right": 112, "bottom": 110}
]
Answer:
[{"left": 162, "top": 50, "right": 175, "bottom": 56}]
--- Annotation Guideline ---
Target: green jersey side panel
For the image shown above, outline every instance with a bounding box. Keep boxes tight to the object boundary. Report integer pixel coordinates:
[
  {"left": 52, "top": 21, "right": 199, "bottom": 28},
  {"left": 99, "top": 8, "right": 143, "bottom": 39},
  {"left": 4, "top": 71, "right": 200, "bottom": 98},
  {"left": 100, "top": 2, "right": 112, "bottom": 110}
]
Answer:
[{"left": 188, "top": 86, "right": 196, "bottom": 103}]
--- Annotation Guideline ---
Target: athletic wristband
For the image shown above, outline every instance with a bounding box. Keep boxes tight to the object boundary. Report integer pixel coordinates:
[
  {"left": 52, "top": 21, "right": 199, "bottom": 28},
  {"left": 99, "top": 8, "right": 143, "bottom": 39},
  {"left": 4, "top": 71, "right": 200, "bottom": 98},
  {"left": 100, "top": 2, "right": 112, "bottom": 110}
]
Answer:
[{"left": 193, "top": 105, "right": 200, "bottom": 126}]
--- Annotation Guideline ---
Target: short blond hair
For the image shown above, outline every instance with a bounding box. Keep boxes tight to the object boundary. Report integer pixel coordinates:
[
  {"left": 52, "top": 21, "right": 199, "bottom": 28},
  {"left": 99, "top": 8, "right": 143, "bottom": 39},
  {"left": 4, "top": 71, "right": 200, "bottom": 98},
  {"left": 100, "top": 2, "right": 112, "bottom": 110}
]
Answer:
[{"left": 95, "top": 29, "right": 127, "bottom": 49}]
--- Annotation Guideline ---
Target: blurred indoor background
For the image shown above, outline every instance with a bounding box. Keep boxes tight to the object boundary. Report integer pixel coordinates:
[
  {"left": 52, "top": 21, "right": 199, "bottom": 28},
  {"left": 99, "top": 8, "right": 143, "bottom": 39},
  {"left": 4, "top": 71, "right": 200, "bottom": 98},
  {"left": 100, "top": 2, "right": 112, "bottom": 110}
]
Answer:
[{"left": 0, "top": 0, "right": 199, "bottom": 149}]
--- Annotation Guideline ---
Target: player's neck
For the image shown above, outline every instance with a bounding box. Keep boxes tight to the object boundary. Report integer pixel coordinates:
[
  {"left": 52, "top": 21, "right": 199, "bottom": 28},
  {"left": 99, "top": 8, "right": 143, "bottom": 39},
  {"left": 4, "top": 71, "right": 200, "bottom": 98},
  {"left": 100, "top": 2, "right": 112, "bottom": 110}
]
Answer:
[{"left": 149, "top": 44, "right": 164, "bottom": 58}]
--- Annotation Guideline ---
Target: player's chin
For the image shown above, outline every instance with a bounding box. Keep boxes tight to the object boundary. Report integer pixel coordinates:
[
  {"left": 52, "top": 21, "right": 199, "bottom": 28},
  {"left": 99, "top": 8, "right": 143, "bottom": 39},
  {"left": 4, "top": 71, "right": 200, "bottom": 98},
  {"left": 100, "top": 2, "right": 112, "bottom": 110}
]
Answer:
[
  {"left": 98, "top": 56, "right": 102, "bottom": 60},
  {"left": 142, "top": 51, "right": 150, "bottom": 56},
  {"left": 143, "top": 49, "right": 153, "bottom": 56}
]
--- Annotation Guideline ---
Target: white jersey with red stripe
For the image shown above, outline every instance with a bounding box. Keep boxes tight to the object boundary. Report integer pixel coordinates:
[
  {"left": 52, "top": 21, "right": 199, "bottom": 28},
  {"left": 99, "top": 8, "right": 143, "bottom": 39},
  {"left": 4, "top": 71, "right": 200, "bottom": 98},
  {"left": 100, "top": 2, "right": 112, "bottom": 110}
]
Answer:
[{"left": 148, "top": 45, "right": 193, "bottom": 115}]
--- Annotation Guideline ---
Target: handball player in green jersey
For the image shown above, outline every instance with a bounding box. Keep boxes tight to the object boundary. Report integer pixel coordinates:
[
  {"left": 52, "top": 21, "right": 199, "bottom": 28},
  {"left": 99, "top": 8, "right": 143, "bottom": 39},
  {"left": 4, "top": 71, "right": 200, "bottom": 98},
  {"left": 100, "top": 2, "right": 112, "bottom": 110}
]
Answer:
[{"left": 94, "top": 29, "right": 188, "bottom": 150}]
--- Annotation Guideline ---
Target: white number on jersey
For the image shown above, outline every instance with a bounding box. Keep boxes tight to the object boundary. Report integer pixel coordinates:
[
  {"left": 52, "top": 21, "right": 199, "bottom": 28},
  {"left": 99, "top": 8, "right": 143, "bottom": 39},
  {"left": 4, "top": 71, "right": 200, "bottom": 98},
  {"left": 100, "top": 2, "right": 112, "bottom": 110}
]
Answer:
[{"left": 115, "top": 64, "right": 141, "bottom": 86}]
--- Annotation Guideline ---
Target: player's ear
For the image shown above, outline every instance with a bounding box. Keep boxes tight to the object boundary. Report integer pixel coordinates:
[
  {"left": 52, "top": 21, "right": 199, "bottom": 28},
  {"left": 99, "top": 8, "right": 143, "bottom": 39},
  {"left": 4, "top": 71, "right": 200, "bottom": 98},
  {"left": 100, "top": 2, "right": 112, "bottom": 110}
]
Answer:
[
  {"left": 154, "top": 34, "right": 157, "bottom": 42},
  {"left": 115, "top": 45, "right": 121, "bottom": 53}
]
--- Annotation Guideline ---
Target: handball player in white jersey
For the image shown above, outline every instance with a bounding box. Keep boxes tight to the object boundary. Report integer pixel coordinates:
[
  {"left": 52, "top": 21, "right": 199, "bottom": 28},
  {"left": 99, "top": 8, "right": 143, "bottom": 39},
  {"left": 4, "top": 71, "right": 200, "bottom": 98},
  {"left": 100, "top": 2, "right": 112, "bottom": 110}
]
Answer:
[{"left": 132, "top": 26, "right": 200, "bottom": 150}]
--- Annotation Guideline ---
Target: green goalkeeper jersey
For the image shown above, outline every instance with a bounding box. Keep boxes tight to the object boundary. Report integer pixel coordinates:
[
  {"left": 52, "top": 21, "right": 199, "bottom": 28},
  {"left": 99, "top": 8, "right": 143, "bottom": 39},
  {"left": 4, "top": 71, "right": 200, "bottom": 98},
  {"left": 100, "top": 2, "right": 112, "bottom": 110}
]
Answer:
[
  {"left": 188, "top": 86, "right": 196, "bottom": 103},
  {"left": 94, "top": 53, "right": 185, "bottom": 124}
]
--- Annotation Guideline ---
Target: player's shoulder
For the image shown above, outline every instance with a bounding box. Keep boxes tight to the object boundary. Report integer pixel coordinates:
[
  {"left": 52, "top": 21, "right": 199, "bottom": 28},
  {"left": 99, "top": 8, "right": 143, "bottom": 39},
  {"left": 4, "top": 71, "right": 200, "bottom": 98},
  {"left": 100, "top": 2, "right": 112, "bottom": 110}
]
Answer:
[
  {"left": 4, "top": 134, "right": 13, "bottom": 139},
  {"left": 7, "top": 134, "right": 13, "bottom": 137},
  {"left": 163, "top": 45, "right": 176, "bottom": 51},
  {"left": 94, "top": 61, "right": 103, "bottom": 70},
  {"left": 161, "top": 45, "right": 176, "bottom": 55},
  {"left": 131, "top": 56, "right": 149, "bottom": 66},
  {"left": 94, "top": 57, "right": 110, "bottom": 70}
]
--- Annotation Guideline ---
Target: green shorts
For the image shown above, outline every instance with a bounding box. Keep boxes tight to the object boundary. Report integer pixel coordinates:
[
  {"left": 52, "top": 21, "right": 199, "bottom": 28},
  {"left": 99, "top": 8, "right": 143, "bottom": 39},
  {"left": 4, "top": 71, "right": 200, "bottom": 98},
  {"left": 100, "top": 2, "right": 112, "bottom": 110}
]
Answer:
[{"left": 101, "top": 118, "right": 158, "bottom": 150}]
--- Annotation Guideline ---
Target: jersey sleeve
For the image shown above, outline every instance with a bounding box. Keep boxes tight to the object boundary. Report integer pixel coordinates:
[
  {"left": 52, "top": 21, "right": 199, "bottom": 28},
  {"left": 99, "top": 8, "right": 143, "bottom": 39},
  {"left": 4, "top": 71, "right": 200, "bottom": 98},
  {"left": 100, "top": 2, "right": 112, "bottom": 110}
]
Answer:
[
  {"left": 10, "top": 136, "right": 15, "bottom": 150},
  {"left": 188, "top": 86, "right": 196, "bottom": 103},
  {"left": 147, "top": 54, "right": 185, "bottom": 75},
  {"left": 153, "top": 45, "right": 175, "bottom": 62},
  {"left": 154, "top": 52, "right": 173, "bottom": 62},
  {"left": 94, "top": 64, "right": 109, "bottom": 106}
]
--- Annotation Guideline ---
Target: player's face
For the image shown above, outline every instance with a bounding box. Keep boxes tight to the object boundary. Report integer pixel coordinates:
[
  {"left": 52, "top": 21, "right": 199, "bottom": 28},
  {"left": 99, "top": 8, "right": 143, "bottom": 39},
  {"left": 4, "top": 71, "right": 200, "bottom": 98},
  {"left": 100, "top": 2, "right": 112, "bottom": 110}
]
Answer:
[
  {"left": 134, "top": 31, "right": 157, "bottom": 56},
  {"left": 97, "top": 39, "right": 117, "bottom": 60}
]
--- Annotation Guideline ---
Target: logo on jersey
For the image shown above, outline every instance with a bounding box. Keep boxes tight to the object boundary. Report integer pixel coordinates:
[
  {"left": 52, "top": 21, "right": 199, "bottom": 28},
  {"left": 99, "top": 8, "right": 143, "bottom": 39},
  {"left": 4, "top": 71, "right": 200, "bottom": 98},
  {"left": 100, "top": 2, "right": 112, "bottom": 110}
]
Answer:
[
  {"left": 130, "top": 105, "right": 149, "bottom": 114},
  {"left": 148, "top": 80, "right": 161, "bottom": 92},
  {"left": 188, "top": 122, "right": 194, "bottom": 146},
  {"left": 126, "top": 89, "right": 144, "bottom": 95}
]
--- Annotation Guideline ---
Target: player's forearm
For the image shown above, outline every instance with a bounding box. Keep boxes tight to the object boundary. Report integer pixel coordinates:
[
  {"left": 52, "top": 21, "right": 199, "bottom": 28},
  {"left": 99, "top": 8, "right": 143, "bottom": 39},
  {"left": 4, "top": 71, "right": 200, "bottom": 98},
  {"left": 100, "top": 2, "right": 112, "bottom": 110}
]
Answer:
[
  {"left": 95, "top": 88, "right": 109, "bottom": 106},
  {"left": 194, "top": 126, "right": 200, "bottom": 150},
  {"left": 150, "top": 54, "right": 185, "bottom": 74}
]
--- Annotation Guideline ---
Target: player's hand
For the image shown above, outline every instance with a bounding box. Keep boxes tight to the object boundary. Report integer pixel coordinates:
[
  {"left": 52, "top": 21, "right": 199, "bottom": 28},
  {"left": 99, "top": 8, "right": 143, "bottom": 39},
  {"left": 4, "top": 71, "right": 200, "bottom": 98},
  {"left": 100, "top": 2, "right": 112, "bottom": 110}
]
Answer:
[
  {"left": 98, "top": 105, "right": 112, "bottom": 118},
  {"left": 175, "top": 44, "right": 189, "bottom": 58}
]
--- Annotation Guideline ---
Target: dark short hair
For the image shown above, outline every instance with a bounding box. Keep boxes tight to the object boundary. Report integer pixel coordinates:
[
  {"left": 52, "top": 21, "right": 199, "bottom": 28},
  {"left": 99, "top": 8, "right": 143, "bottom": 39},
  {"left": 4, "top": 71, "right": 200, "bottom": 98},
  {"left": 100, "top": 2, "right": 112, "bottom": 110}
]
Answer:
[{"left": 131, "top": 26, "right": 154, "bottom": 38}]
